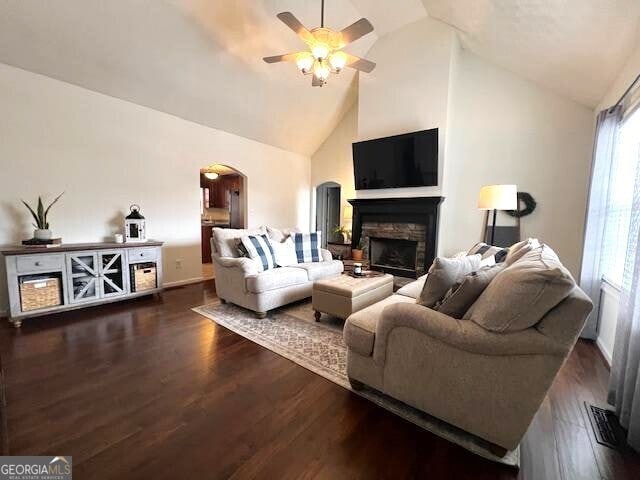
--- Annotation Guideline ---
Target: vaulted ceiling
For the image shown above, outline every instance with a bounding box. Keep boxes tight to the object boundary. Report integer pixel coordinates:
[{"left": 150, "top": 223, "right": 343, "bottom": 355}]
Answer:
[
  {"left": 0, "top": 1, "right": 638, "bottom": 156},
  {"left": 422, "top": 0, "right": 640, "bottom": 107},
  {"left": 0, "top": 1, "right": 381, "bottom": 156}
]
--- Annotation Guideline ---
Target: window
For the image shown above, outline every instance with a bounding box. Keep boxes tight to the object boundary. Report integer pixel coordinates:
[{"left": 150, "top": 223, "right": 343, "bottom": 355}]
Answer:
[{"left": 601, "top": 107, "right": 640, "bottom": 286}]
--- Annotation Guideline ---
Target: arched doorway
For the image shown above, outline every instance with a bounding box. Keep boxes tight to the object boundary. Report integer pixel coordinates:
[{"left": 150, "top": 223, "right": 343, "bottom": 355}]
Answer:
[
  {"left": 315, "top": 181, "right": 341, "bottom": 248},
  {"left": 200, "top": 164, "right": 247, "bottom": 279}
]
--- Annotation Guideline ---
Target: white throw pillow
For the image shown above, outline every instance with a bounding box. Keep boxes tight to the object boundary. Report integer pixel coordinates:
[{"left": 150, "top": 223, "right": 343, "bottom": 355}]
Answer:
[
  {"left": 271, "top": 237, "right": 299, "bottom": 267},
  {"left": 267, "top": 226, "right": 300, "bottom": 243}
]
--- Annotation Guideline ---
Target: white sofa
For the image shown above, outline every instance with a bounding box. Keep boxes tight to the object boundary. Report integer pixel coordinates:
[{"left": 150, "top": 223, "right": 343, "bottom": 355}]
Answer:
[{"left": 211, "top": 227, "right": 343, "bottom": 317}]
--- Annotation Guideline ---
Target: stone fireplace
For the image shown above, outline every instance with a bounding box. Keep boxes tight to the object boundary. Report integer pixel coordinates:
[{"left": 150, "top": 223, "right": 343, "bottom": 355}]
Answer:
[{"left": 348, "top": 197, "right": 443, "bottom": 278}]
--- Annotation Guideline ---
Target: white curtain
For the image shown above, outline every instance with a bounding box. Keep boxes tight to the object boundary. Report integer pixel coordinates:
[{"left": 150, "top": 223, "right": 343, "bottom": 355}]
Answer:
[
  {"left": 608, "top": 119, "right": 640, "bottom": 452},
  {"left": 579, "top": 106, "right": 623, "bottom": 338}
]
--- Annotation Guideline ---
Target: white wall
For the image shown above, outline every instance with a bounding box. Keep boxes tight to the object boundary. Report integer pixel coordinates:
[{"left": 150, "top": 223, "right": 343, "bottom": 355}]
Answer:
[
  {"left": 0, "top": 63, "right": 310, "bottom": 312},
  {"left": 311, "top": 104, "right": 358, "bottom": 223},
  {"left": 357, "top": 17, "right": 457, "bottom": 198},
  {"left": 442, "top": 48, "right": 594, "bottom": 276},
  {"left": 596, "top": 38, "right": 640, "bottom": 112}
]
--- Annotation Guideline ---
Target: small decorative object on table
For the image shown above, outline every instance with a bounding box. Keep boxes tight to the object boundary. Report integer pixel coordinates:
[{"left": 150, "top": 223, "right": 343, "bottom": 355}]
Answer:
[
  {"left": 343, "top": 259, "right": 369, "bottom": 273},
  {"left": 21, "top": 237, "right": 62, "bottom": 247},
  {"left": 125, "top": 204, "right": 147, "bottom": 243},
  {"left": 21, "top": 192, "right": 64, "bottom": 242},
  {"left": 348, "top": 269, "right": 385, "bottom": 279},
  {"left": 353, "top": 262, "right": 362, "bottom": 275},
  {"left": 332, "top": 225, "right": 351, "bottom": 244},
  {"left": 351, "top": 239, "right": 364, "bottom": 261}
]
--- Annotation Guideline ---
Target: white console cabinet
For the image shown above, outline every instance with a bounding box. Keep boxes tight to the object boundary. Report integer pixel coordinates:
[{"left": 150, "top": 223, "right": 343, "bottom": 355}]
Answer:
[{"left": 1, "top": 241, "right": 163, "bottom": 327}]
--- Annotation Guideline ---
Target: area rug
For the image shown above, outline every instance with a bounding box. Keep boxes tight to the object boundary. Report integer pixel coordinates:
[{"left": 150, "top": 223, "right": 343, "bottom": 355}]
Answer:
[{"left": 193, "top": 301, "right": 520, "bottom": 468}]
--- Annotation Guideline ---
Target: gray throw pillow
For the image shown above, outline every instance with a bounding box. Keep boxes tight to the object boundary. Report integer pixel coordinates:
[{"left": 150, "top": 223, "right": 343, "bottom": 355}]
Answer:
[
  {"left": 464, "top": 245, "right": 575, "bottom": 332},
  {"left": 436, "top": 263, "right": 506, "bottom": 318},
  {"left": 417, "top": 255, "right": 481, "bottom": 308}
]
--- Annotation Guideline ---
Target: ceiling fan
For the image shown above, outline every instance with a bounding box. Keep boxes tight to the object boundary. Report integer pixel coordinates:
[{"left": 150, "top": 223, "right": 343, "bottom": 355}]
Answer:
[{"left": 263, "top": 0, "right": 376, "bottom": 87}]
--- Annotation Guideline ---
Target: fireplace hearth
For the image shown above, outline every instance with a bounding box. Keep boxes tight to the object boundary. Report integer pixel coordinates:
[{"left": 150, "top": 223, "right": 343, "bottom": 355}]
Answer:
[{"left": 348, "top": 197, "right": 443, "bottom": 278}]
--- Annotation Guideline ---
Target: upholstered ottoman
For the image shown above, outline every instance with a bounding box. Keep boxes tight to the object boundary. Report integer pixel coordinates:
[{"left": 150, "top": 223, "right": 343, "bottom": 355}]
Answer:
[{"left": 312, "top": 273, "right": 394, "bottom": 321}]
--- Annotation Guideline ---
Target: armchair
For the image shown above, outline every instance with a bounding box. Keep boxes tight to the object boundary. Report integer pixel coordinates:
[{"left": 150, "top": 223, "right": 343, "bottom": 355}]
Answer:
[{"left": 343, "top": 287, "right": 592, "bottom": 451}]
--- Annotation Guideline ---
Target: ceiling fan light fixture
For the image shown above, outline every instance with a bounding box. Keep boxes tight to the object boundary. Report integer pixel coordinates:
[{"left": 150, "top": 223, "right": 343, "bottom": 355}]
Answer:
[
  {"left": 311, "top": 43, "right": 330, "bottom": 61},
  {"left": 296, "top": 52, "right": 314, "bottom": 74},
  {"left": 263, "top": 2, "right": 375, "bottom": 87},
  {"left": 204, "top": 172, "right": 219, "bottom": 180},
  {"left": 329, "top": 51, "right": 347, "bottom": 72},
  {"left": 313, "top": 62, "right": 330, "bottom": 82}
]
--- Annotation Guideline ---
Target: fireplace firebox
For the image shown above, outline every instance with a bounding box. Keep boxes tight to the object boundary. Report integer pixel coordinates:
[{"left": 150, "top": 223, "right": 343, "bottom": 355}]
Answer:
[{"left": 369, "top": 237, "right": 418, "bottom": 277}]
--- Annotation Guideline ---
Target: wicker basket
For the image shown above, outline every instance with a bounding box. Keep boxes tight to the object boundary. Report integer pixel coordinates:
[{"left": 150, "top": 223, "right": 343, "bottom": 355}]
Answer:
[
  {"left": 132, "top": 263, "right": 157, "bottom": 292},
  {"left": 20, "top": 276, "right": 62, "bottom": 312}
]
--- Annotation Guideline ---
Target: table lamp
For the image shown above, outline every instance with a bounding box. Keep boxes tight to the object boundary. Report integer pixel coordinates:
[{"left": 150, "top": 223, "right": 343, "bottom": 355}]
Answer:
[{"left": 478, "top": 185, "right": 517, "bottom": 245}]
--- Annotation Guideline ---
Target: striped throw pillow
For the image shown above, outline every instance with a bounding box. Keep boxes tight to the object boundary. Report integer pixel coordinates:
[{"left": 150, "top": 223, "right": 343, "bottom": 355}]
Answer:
[
  {"left": 292, "top": 232, "right": 322, "bottom": 263},
  {"left": 467, "top": 242, "right": 508, "bottom": 265},
  {"left": 240, "top": 234, "right": 277, "bottom": 271}
]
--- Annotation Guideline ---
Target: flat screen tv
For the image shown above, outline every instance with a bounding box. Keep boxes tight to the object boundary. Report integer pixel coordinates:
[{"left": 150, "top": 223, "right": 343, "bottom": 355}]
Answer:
[{"left": 352, "top": 128, "right": 438, "bottom": 190}]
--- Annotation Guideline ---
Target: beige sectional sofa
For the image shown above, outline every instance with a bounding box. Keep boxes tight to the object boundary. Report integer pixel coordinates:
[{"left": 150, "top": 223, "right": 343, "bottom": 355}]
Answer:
[
  {"left": 211, "top": 227, "right": 343, "bottom": 317},
  {"left": 343, "top": 243, "right": 593, "bottom": 452}
]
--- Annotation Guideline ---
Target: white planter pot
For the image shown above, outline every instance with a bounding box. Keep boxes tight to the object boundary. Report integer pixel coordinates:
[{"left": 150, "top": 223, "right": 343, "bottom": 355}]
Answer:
[{"left": 34, "top": 229, "right": 52, "bottom": 240}]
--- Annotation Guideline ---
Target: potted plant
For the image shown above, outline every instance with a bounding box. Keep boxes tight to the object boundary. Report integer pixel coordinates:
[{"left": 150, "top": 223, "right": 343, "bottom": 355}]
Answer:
[
  {"left": 332, "top": 225, "right": 351, "bottom": 244},
  {"left": 22, "top": 192, "right": 64, "bottom": 241},
  {"left": 351, "top": 238, "right": 365, "bottom": 261}
]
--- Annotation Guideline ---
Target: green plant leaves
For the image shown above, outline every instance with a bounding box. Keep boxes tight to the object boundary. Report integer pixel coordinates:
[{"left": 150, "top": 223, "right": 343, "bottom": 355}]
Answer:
[
  {"left": 21, "top": 192, "right": 64, "bottom": 230},
  {"left": 21, "top": 200, "right": 42, "bottom": 228},
  {"left": 44, "top": 191, "right": 64, "bottom": 222}
]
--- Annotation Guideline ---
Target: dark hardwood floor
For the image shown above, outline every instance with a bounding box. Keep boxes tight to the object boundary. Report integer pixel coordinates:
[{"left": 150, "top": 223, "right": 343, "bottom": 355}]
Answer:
[{"left": 0, "top": 281, "right": 638, "bottom": 479}]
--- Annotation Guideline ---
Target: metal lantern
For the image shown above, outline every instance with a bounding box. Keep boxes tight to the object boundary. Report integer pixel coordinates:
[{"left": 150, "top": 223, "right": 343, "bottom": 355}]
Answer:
[{"left": 125, "top": 204, "right": 147, "bottom": 243}]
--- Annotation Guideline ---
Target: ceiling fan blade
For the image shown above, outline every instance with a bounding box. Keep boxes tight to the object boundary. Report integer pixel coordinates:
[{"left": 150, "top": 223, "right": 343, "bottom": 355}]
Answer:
[
  {"left": 277, "top": 12, "right": 315, "bottom": 46},
  {"left": 312, "top": 75, "right": 323, "bottom": 87},
  {"left": 263, "top": 52, "right": 299, "bottom": 64},
  {"left": 338, "top": 18, "right": 374, "bottom": 47},
  {"left": 344, "top": 53, "right": 376, "bottom": 73}
]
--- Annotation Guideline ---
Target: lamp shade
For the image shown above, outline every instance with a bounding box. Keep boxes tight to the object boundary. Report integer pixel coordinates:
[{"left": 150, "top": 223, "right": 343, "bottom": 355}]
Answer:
[{"left": 477, "top": 185, "right": 517, "bottom": 210}]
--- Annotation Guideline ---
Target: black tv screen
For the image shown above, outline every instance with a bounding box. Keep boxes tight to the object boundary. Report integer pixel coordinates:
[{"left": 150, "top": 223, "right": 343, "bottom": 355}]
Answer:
[{"left": 352, "top": 128, "right": 438, "bottom": 190}]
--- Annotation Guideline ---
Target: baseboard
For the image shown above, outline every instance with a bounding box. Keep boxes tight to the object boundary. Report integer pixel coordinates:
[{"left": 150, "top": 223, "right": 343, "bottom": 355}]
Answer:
[
  {"left": 595, "top": 337, "right": 612, "bottom": 370},
  {"left": 163, "top": 277, "right": 206, "bottom": 289},
  {"left": 0, "top": 309, "right": 7, "bottom": 320}
]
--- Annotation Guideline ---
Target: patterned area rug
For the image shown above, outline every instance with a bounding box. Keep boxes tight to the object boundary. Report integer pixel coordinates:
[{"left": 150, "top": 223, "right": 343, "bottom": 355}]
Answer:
[{"left": 193, "top": 301, "right": 520, "bottom": 468}]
